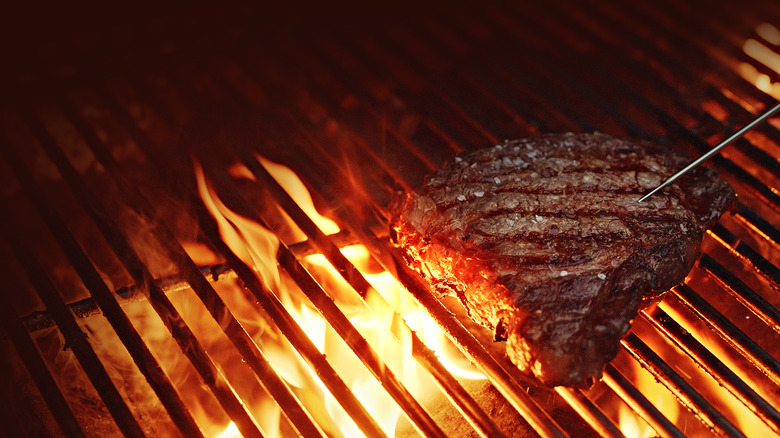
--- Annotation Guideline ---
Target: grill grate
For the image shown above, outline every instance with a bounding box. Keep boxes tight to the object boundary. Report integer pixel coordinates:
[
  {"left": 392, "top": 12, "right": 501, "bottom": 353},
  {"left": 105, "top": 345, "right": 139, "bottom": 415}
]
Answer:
[{"left": 1, "top": 1, "right": 780, "bottom": 437}]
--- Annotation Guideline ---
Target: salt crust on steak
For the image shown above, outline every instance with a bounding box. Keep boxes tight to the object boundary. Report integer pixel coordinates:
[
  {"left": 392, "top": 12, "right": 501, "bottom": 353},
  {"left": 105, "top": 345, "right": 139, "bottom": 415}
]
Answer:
[{"left": 390, "top": 133, "right": 735, "bottom": 387}]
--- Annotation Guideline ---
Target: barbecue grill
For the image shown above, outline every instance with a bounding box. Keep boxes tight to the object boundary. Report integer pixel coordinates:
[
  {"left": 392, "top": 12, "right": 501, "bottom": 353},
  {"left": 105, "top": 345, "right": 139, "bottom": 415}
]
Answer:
[{"left": 2, "top": 0, "right": 780, "bottom": 436}]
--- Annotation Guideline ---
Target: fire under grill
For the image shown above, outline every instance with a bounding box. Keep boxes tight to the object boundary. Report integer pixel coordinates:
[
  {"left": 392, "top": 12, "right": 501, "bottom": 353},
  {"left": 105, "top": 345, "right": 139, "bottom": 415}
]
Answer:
[{"left": 2, "top": 0, "right": 780, "bottom": 436}]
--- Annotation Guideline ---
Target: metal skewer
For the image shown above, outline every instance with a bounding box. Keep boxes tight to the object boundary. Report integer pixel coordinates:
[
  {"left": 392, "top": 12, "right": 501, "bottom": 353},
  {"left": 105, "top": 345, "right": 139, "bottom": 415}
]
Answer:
[{"left": 638, "top": 102, "right": 780, "bottom": 202}]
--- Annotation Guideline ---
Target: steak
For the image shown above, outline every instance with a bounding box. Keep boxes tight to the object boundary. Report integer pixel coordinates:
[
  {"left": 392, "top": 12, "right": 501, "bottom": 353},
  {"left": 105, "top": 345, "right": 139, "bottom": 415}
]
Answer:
[{"left": 390, "top": 133, "right": 735, "bottom": 387}]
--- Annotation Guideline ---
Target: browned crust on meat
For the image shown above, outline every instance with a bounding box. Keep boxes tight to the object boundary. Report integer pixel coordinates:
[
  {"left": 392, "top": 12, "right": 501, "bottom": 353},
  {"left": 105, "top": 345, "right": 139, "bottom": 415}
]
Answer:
[{"left": 390, "top": 133, "right": 735, "bottom": 387}]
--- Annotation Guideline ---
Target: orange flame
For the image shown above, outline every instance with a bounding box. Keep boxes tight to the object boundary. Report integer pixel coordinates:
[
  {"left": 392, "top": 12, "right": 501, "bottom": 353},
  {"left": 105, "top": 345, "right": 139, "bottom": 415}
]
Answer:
[
  {"left": 657, "top": 298, "right": 776, "bottom": 438},
  {"left": 195, "top": 156, "right": 484, "bottom": 437},
  {"left": 615, "top": 356, "right": 679, "bottom": 438}
]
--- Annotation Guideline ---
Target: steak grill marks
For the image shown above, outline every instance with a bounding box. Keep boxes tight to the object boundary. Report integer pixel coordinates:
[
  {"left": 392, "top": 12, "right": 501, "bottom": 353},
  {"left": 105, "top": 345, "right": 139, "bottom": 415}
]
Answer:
[
  {"left": 391, "top": 133, "right": 735, "bottom": 387},
  {"left": 403, "top": 135, "right": 709, "bottom": 272},
  {"left": 1, "top": 0, "right": 780, "bottom": 437}
]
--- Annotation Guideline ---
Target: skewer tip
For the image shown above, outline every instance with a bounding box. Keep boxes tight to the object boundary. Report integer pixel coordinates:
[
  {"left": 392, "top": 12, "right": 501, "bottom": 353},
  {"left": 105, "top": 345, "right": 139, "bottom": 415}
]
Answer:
[{"left": 637, "top": 189, "right": 658, "bottom": 203}]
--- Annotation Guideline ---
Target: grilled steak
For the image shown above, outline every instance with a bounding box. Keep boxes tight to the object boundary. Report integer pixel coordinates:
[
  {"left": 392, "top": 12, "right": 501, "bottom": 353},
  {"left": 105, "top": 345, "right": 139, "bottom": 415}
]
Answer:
[{"left": 390, "top": 133, "right": 735, "bottom": 387}]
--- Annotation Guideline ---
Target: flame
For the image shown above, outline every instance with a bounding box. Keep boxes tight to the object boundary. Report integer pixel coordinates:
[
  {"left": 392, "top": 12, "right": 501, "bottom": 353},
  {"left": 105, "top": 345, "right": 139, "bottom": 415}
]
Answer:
[
  {"left": 657, "top": 298, "right": 776, "bottom": 438},
  {"left": 614, "top": 355, "right": 679, "bottom": 438},
  {"left": 608, "top": 289, "right": 776, "bottom": 438},
  {"left": 196, "top": 161, "right": 282, "bottom": 294},
  {"left": 181, "top": 241, "right": 224, "bottom": 266},
  {"left": 617, "top": 408, "right": 649, "bottom": 438},
  {"left": 253, "top": 156, "right": 340, "bottom": 235},
  {"left": 192, "top": 156, "right": 483, "bottom": 437},
  {"left": 216, "top": 421, "right": 240, "bottom": 438}
]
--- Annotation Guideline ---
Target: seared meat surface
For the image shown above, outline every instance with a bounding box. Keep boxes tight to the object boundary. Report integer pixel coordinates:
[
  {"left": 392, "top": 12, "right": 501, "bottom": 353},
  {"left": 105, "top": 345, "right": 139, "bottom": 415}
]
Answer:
[{"left": 390, "top": 133, "right": 735, "bottom": 387}]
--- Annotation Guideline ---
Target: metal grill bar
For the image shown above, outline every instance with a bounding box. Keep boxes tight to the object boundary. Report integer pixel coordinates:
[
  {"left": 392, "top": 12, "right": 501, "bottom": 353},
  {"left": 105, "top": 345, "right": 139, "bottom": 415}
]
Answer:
[
  {"left": 699, "top": 254, "right": 780, "bottom": 334},
  {"left": 15, "top": 263, "right": 233, "bottom": 333},
  {"left": 553, "top": 388, "right": 625, "bottom": 438},
  {"left": 582, "top": 0, "right": 780, "bottom": 193},
  {"left": 708, "top": 224, "right": 780, "bottom": 288},
  {"left": 0, "top": 276, "right": 87, "bottom": 438},
  {"left": 135, "top": 62, "right": 485, "bottom": 436},
  {"left": 10, "top": 103, "right": 205, "bottom": 438},
  {"left": 641, "top": 305, "right": 780, "bottom": 433},
  {"left": 225, "top": 149, "right": 503, "bottom": 437},
  {"left": 197, "top": 165, "right": 448, "bottom": 438},
  {"left": 621, "top": 333, "right": 745, "bottom": 438},
  {"left": 101, "top": 71, "right": 413, "bottom": 438},
  {"left": 15, "top": 229, "right": 361, "bottom": 333},
  {"left": 194, "top": 204, "right": 392, "bottom": 438},
  {"left": 734, "top": 205, "right": 780, "bottom": 249},
  {"left": 531, "top": 3, "right": 780, "bottom": 213},
  {"left": 673, "top": 284, "right": 780, "bottom": 385},
  {"left": 10, "top": 94, "right": 267, "bottom": 438},
  {"left": 52, "top": 86, "right": 330, "bottom": 438},
  {"left": 0, "top": 148, "right": 146, "bottom": 437},
  {"left": 602, "top": 365, "right": 685, "bottom": 438}
]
